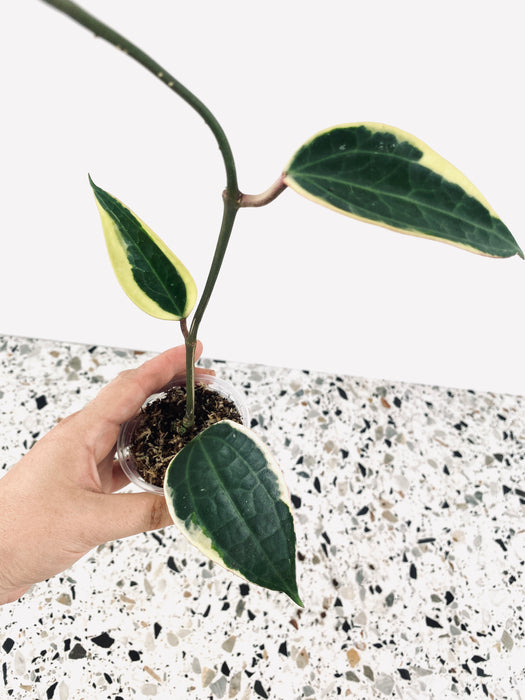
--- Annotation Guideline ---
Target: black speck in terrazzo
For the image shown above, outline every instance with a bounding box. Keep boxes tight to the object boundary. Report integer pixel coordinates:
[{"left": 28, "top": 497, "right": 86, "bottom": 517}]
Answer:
[
  {"left": 68, "top": 643, "right": 86, "bottom": 659},
  {"left": 35, "top": 394, "right": 47, "bottom": 409},
  {"left": 425, "top": 616, "right": 443, "bottom": 629},
  {"left": 291, "top": 494, "right": 301, "bottom": 508},
  {"left": 150, "top": 532, "right": 164, "bottom": 546},
  {"left": 46, "top": 681, "right": 58, "bottom": 698},
  {"left": 337, "top": 386, "right": 348, "bottom": 400},
  {"left": 153, "top": 622, "right": 162, "bottom": 639},
  {"left": 2, "top": 639, "right": 14, "bottom": 654},
  {"left": 239, "top": 583, "right": 250, "bottom": 597},
  {"left": 313, "top": 477, "right": 321, "bottom": 493},
  {"left": 398, "top": 668, "right": 411, "bottom": 680},
  {"left": 357, "top": 505, "right": 369, "bottom": 516},
  {"left": 278, "top": 641, "right": 288, "bottom": 656},
  {"left": 253, "top": 679, "right": 269, "bottom": 698},
  {"left": 91, "top": 632, "right": 114, "bottom": 648},
  {"left": 128, "top": 649, "right": 141, "bottom": 661},
  {"left": 409, "top": 563, "right": 417, "bottom": 579},
  {"left": 221, "top": 661, "right": 230, "bottom": 676},
  {"left": 476, "top": 668, "right": 491, "bottom": 678},
  {"left": 167, "top": 556, "right": 180, "bottom": 573}
]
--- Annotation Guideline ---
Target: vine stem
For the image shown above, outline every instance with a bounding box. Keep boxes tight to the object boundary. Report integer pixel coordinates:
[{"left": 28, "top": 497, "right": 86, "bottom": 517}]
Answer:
[
  {"left": 40, "top": 0, "right": 240, "bottom": 428},
  {"left": 182, "top": 199, "right": 239, "bottom": 426},
  {"left": 39, "top": 1, "right": 238, "bottom": 193},
  {"left": 40, "top": 0, "right": 288, "bottom": 428}
]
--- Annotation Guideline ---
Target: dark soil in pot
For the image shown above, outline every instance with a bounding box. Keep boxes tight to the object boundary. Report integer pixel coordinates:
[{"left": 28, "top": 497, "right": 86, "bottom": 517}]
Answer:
[{"left": 130, "top": 383, "right": 242, "bottom": 488}]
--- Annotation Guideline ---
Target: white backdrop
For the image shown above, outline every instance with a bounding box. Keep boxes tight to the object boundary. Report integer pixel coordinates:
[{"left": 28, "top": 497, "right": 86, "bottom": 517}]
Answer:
[{"left": 1, "top": 1, "right": 524, "bottom": 395}]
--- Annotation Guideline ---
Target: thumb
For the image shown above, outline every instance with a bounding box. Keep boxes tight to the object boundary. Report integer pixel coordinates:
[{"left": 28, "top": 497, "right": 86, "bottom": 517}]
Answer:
[{"left": 89, "top": 491, "right": 173, "bottom": 544}]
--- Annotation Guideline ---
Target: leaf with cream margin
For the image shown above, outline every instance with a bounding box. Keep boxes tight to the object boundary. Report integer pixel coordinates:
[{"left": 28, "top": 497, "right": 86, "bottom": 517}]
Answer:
[
  {"left": 90, "top": 176, "right": 197, "bottom": 319},
  {"left": 164, "top": 419, "right": 302, "bottom": 605},
  {"left": 284, "top": 123, "right": 522, "bottom": 259}
]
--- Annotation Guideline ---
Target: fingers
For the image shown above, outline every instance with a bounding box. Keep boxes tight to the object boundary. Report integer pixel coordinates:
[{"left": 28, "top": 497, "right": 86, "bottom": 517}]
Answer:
[
  {"left": 79, "top": 343, "right": 203, "bottom": 457},
  {"left": 89, "top": 343, "right": 202, "bottom": 423},
  {"left": 88, "top": 491, "right": 173, "bottom": 544}
]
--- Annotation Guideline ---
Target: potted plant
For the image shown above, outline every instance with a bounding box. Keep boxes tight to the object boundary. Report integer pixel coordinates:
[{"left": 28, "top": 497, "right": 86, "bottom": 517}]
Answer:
[{"left": 40, "top": 0, "right": 522, "bottom": 607}]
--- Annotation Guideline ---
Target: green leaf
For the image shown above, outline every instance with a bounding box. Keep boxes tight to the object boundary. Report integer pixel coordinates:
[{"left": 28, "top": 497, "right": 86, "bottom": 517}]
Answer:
[
  {"left": 284, "top": 123, "right": 523, "bottom": 259},
  {"left": 164, "top": 420, "right": 302, "bottom": 606},
  {"left": 89, "top": 176, "right": 197, "bottom": 319}
]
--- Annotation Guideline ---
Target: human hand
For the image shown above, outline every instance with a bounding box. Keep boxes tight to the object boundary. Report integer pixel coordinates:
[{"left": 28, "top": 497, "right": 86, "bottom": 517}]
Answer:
[{"left": 0, "top": 343, "right": 208, "bottom": 605}]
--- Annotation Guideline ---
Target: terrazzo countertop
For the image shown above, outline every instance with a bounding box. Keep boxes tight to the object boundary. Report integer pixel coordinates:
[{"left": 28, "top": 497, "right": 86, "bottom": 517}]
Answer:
[{"left": 1, "top": 334, "right": 524, "bottom": 700}]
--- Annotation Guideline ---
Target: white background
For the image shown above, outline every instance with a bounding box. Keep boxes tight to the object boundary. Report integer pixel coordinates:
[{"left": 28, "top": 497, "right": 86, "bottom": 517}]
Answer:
[{"left": 1, "top": 1, "right": 524, "bottom": 395}]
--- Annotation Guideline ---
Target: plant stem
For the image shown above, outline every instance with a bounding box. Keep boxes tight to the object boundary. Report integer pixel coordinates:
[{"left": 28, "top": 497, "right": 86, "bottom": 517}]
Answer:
[
  {"left": 182, "top": 197, "right": 239, "bottom": 427},
  {"left": 40, "top": 0, "right": 241, "bottom": 428},
  {"left": 39, "top": 1, "right": 238, "bottom": 195},
  {"left": 41, "top": 0, "right": 290, "bottom": 430},
  {"left": 238, "top": 175, "right": 287, "bottom": 208}
]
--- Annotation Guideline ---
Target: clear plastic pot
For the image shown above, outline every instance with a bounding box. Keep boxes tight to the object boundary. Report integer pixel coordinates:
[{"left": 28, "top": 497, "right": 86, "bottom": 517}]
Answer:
[{"left": 117, "top": 373, "right": 249, "bottom": 494}]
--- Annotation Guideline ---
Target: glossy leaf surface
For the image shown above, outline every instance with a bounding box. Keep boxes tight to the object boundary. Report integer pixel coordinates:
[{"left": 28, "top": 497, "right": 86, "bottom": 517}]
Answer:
[
  {"left": 90, "top": 176, "right": 197, "bottom": 319},
  {"left": 284, "top": 123, "right": 522, "bottom": 259},
  {"left": 164, "top": 420, "right": 302, "bottom": 605}
]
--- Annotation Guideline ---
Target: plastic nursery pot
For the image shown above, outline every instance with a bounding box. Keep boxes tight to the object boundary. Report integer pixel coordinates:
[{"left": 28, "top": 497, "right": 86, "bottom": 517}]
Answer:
[{"left": 117, "top": 373, "right": 250, "bottom": 495}]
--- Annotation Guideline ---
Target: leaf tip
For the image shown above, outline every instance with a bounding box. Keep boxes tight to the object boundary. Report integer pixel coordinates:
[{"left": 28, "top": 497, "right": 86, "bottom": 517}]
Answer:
[
  {"left": 88, "top": 174, "right": 101, "bottom": 200},
  {"left": 287, "top": 587, "right": 304, "bottom": 607}
]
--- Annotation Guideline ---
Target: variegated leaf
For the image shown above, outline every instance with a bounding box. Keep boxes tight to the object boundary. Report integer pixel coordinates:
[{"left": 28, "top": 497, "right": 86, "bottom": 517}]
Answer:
[
  {"left": 164, "top": 420, "right": 302, "bottom": 605},
  {"left": 284, "top": 123, "right": 522, "bottom": 259},
  {"left": 90, "top": 176, "right": 197, "bottom": 319}
]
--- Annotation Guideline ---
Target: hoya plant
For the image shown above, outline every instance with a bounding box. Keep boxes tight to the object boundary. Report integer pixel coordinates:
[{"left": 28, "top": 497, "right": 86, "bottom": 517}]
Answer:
[{"left": 41, "top": 0, "right": 522, "bottom": 606}]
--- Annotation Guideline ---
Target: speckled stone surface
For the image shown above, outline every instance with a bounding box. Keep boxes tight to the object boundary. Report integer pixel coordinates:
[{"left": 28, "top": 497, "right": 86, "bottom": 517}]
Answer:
[{"left": 1, "top": 334, "right": 524, "bottom": 699}]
